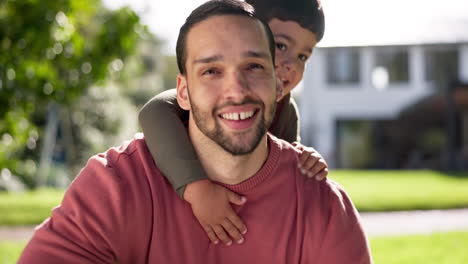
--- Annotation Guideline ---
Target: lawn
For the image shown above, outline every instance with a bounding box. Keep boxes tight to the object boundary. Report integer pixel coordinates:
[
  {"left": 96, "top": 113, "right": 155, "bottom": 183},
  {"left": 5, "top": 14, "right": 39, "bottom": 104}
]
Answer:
[
  {"left": 0, "top": 188, "right": 64, "bottom": 226},
  {"left": 1, "top": 231, "right": 467, "bottom": 264},
  {"left": 0, "top": 170, "right": 468, "bottom": 226},
  {"left": 0, "top": 241, "right": 25, "bottom": 264},
  {"left": 371, "top": 231, "right": 468, "bottom": 264},
  {"left": 332, "top": 170, "right": 468, "bottom": 212}
]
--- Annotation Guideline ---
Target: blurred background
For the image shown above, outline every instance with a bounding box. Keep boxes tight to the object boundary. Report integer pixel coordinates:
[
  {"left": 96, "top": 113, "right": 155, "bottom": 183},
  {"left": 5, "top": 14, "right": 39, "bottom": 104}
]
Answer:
[{"left": 0, "top": 0, "right": 467, "bottom": 263}]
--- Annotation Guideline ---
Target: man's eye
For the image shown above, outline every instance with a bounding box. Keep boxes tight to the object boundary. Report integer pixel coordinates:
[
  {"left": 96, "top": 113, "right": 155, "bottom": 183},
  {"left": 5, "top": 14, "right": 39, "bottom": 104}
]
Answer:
[
  {"left": 298, "top": 54, "right": 308, "bottom": 62},
  {"left": 276, "top": 42, "right": 287, "bottom": 51},
  {"left": 247, "top": 63, "right": 264, "bottom": 70},
  {"left": 202, "top": 68, "right": 219, "bottom": 75}
]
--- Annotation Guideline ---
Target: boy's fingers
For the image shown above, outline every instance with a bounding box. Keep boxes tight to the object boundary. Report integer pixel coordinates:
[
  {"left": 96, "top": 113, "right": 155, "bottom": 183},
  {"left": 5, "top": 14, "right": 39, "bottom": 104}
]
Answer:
[
  {"left": 212, "top": 225, "right": 232, "bottom": 246},
  {"left": 298, "top": 151, "right": 313, "bottom": 165},
  {"left": 227, "top": 191, "right": 247, "bottom": 206},
  {"left": 300, "top": 157, "right": 319, "bottom": 176},
  {"left": 227, "top": 211, "right": 247, "bottom": 235},
  {"left": 306, "top": 160, "right": 327, "bottom": 178},
  {"left": 203, "top": 225, "right": 220, "bottom": 244},
  {"left": 315, "top": 168, "right": 329, "bottom": 181},
  {"left": 222, "top": 219, "right": 244, "bottom": 244}
]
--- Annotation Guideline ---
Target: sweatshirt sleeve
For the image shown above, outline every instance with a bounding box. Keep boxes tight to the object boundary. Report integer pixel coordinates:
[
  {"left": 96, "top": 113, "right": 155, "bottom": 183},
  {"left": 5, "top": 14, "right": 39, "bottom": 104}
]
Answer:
[
  {"left": 138, "top": 89, "right": 208, "bottom": 198},
  {"left": 271, "top": 95, "right": 301, "bottom": 143},
  {"left": 317, "top": 181, "right": 373, "bottom": 264},
  {"left": 18, "top": 155, "right": 127, "bottom": 264}
]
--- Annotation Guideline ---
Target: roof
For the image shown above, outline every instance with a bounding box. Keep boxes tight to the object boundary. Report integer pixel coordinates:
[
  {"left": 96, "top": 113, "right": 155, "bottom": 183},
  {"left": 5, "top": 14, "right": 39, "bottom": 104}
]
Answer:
[
  {"left": 318, "top": 0, "right": 468, "bottom": 48},
  {"left": 399, "top": 84, "right": 468, "bottom": 118}
]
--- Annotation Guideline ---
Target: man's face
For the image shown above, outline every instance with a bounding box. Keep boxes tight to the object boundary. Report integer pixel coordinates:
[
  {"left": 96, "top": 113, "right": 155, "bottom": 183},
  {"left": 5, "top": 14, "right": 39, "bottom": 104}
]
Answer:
[
  {"left": 177, "top": 15, "right": 278, "bottom": 155},
  {"left": 268, "top": 18, "right": 318, "bottom": 98}
]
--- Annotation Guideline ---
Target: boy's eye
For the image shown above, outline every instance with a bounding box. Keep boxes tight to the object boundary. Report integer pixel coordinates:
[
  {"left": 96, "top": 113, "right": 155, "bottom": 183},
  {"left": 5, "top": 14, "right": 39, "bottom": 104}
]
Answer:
[
  {"left": 276, "top": 42, "right": 287, "bottom": 51},
  {"left": 298, "top": 54, "right": 308, "bottom": 62}
]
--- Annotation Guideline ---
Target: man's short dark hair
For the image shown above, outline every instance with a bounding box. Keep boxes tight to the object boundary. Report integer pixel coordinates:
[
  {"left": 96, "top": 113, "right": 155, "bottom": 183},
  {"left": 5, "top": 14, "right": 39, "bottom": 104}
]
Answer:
[
  {"left": 246, "top": 0, "right": 325, "bottom": 42},
  {"left": 176, "top": 0, "right": 276, "bottom": 75}
]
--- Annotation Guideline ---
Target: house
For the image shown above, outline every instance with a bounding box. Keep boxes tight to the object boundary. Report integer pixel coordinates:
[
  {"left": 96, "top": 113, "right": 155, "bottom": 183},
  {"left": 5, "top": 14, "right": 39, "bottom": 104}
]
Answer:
[{"left": 299, "top": 0, "right": 468, "bottom": 169}]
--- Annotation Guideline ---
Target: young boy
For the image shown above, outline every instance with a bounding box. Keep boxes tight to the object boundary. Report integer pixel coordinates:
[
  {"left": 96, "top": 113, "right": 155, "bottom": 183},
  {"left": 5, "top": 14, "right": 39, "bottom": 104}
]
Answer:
[{"left": 139, "top": 0, "right": 326, "bottom": 246}]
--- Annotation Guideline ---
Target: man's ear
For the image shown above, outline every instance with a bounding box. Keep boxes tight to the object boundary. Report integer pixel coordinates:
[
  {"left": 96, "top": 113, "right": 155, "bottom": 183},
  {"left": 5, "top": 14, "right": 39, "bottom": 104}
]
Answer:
[{"left": 176, "top": 74, "right": 191, "bottom": 111}]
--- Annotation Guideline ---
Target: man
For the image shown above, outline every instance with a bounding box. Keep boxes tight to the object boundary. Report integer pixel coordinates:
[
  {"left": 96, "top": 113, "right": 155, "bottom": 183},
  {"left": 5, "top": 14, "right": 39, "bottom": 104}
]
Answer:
[{"left": 19, "top": 1, "right": 372, "bottom": 263}]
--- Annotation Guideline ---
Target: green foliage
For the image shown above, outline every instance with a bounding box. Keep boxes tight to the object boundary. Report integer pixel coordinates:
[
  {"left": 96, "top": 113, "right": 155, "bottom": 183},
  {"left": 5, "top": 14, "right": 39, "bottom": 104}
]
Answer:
[
  {"left": 161, "top": 55, "right": 178, "bottom": 89},
  {"left": 332, "top": 170, "right": 468, "bottom": 211},
  {"left": 370, "top": 231, "right": 468, "bottom": 264},
  {"left": 0, "top": 0, "right": 151, "bottom": 185}
]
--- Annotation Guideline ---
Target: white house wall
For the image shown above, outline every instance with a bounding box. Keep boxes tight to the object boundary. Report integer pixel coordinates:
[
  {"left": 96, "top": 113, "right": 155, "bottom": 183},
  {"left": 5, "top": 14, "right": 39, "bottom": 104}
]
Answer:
[{"left": 300, "top": 45, "right": 435, "bottom": 167}]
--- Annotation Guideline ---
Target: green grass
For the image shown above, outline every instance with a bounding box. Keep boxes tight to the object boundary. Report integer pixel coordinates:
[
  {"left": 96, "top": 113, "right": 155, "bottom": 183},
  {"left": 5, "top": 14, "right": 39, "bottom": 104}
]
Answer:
[
  {"left": 0, "top": 188, "right": 64, "bottom": 226},
  {"left": 0, "top": 241, "right": 26, "bottom": 264},
  {"left": 332, "top": 170, "right": 468, "bottom": 212},
  {"left": 1, "top": 231, "right": 467, "bottom": 264},
  {"left": 0, "top": 170, "right": 467, "bottom": 226},
  {"left": 371, "top": 231, "right": 468, "bottom": 264}
]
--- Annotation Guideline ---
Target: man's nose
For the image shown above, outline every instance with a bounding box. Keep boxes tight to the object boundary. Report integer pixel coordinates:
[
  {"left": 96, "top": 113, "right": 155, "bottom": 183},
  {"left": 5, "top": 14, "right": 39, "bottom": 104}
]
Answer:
[{"left": 223, "top": 71, "right": 249, "bottom": 100}]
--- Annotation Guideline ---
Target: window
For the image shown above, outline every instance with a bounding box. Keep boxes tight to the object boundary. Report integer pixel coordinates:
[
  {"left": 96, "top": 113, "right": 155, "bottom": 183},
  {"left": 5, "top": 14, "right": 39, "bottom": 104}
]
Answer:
[
  {"left": 373, "top": 48, "right": 409, "bottom": 85},
  {"left": 424, "top": 47, "right": 458, "bottom": 83},
  {"left": 326, "top": 48, "right": 360, "bottom": 85}
]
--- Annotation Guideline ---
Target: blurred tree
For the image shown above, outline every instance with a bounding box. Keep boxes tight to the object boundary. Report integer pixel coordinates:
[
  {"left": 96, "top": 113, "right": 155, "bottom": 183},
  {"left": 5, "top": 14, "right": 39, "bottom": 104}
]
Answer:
[
  {"left": 0, "top": 0, "right": 153, "bottom": 187},
  {"left": 161, "top": 55, "right": 178, "bottom": 89}
]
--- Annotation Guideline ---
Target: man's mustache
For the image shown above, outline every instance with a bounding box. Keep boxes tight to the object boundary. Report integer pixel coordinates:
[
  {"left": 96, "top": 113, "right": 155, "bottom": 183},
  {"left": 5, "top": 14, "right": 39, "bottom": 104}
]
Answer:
[{"left": 214, "top": 97, "right": 265, "bottom": 111}]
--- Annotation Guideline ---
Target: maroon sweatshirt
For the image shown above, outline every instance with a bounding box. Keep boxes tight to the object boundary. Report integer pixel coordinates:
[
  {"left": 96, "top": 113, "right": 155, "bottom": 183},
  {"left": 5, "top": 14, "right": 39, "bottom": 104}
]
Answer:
[{"left": 19, "top": 134, "right": 372, "bottom": 263}]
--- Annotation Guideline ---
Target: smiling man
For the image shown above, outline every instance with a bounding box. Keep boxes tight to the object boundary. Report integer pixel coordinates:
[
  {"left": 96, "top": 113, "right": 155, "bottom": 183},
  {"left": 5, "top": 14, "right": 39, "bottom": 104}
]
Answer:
[{"left": 19, "top": 1, "right": 372, "bottom": 263}]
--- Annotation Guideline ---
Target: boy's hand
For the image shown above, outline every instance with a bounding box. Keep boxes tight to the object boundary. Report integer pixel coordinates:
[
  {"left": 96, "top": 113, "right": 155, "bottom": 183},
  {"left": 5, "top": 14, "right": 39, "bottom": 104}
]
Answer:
[
  {"left": 292, "top": 142, "right": 329, "bottom": 181},
  {"left": 184, "top": 179, "right": 247, "bottom": 246}
]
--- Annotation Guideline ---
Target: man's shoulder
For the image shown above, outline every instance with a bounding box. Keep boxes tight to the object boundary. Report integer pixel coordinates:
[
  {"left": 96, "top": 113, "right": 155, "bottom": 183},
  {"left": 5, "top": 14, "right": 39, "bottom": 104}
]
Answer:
[
  {"left": 320, "top": 178, "right": 352, "bottom": 204},
  {"left": 268, "top": 133, "right": 301, "bottom": 156},
  {"left": 86, "top": 133, "right": 150, "bottom": 170}
]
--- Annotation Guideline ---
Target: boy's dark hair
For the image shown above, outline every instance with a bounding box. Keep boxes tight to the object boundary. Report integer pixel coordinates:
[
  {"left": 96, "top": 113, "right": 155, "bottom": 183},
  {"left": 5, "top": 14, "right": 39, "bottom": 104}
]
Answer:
[
  {"left": 176, "top": 0, "right": 276, "bottom": 75},
  {"left": 246, "top": 0, "right": 325, "bottom": 42}
]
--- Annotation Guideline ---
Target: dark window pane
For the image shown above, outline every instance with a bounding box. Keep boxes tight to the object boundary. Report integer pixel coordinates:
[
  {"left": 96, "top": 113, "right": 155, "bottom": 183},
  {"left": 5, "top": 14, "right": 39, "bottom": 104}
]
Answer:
[
  {"left": 326, "top": 48, "right": 360, "bottom": 85},
  {"left": 425, "top": 48, "right": 459, "bottom": 82},
  {"left": 374, "top": 49, "right": 409, "bottom": 83}
]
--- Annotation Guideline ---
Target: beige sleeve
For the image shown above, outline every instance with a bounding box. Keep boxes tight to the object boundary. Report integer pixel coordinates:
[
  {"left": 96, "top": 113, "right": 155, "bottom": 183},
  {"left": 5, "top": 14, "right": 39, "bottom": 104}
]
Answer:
[
  {"left": 271, "top": 95, "right": 301, "bottom": 143},
  {"left": 138, "top": 89, "right": 208, "bottom": 198}
]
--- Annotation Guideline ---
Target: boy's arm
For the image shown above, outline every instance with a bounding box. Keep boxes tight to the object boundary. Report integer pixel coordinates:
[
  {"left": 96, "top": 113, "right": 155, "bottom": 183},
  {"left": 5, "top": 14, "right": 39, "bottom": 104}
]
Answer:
[
  {"left": 139, "top": 89, "right": 207, "bottom": 197},
  {"left": 272, "top": 95, "right": 300, "bottom": 143},
  {"left": 139, "top": 89, "right": 247, "bottom": 245},
  {"left": 275, "top": 95, "right": 328, "bottom": 180}
]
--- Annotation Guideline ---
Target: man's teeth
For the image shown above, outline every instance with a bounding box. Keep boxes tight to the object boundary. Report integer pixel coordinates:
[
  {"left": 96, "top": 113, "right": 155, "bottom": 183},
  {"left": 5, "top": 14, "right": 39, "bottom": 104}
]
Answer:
[{"left": 221, "top": 111, "right": 254, "bottom": 121}]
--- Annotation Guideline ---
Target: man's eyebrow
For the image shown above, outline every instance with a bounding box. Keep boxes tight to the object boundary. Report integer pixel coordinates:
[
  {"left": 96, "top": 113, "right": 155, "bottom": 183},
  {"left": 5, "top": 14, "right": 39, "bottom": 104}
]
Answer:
[
  {"left": 193, "top": 55, "right": 223, "bottom": 64},
  {"left": 243, "top": 50, "right": 270, "bottom": 59},
  {"left": 274, "top": 33, "right": 313, "bottom": 54}
]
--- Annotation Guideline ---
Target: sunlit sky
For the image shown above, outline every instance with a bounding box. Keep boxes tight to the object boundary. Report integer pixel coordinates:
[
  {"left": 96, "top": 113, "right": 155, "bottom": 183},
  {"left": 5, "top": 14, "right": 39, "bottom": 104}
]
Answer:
[{"left": 103, "top": 0, "right": 468, "bottom": 54}]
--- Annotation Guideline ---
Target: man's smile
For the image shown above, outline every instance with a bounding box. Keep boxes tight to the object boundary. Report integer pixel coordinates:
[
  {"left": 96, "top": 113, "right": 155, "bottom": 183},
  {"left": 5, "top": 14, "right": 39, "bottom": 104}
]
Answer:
[{"left": 218, "top": 105, "right": 261, "bottom": 130}]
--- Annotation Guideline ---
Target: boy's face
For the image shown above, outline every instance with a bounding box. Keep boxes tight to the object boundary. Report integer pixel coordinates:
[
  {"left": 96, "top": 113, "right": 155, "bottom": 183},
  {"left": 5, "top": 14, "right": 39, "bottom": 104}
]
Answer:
[{"left": 268, "top": 18, "right": 318, "bottom": 98}]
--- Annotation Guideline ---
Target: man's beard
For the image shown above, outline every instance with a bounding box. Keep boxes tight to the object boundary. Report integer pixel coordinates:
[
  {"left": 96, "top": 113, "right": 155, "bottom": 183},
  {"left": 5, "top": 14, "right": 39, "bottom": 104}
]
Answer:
[{"left": 189, "top": 95, "right": 276, "bottom": 156}]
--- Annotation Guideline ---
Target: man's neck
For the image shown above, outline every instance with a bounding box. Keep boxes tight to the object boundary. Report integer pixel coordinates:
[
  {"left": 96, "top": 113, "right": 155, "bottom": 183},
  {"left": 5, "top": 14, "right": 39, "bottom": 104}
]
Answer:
[{"left": 188, "top": 120, "right": 269, "bottom": 185}]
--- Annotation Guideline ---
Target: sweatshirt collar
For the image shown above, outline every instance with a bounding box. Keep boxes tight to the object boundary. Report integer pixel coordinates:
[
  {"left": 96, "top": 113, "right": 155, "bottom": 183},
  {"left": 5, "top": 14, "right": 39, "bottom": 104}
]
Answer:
[{"left": 217, "top": 134, "right": 281, "bottom": 194}]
